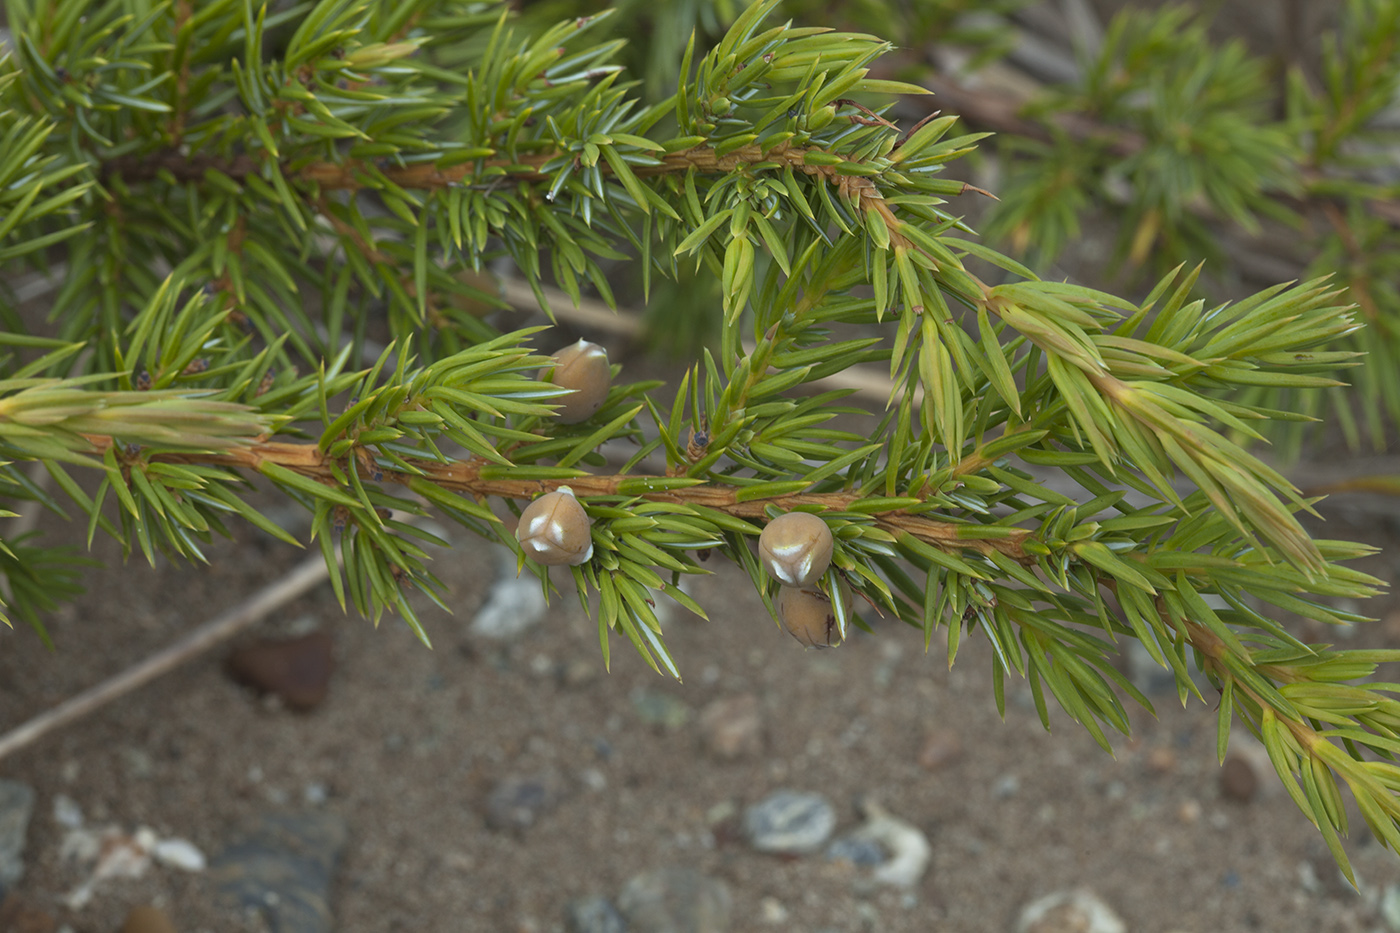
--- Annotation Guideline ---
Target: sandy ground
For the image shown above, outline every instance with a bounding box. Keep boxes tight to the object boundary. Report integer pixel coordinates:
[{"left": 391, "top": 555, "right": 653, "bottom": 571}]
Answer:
[{"left": 1, "top": 484, "right": 1399, "bottom": 933}]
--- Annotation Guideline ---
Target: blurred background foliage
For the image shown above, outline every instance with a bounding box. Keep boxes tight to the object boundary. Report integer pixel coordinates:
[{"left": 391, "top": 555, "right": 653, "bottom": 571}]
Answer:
[{"left": 512, "top": 0, "right": 1400, "bottom": 454}]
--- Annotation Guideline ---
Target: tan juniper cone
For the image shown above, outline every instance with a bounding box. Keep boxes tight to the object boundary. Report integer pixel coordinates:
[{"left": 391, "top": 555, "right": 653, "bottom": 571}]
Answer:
[
  {"left": 776, "top": 581, "right": 850, "bottom": 649},
  {"left": 541, "top": 339, "right": 610, "bottom": 424},
  {"left": 515, "top": 486, "right": 594, "bottom": 566},
  {"left": 758, "top": 511, "right": 834, "bottom": 589}
]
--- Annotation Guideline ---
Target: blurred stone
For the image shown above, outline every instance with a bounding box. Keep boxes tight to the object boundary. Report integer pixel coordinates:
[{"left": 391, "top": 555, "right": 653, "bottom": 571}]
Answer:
[
  {"left": 618, "top": 867, "right": 731, "bottom": 933},
  {"left": 0, "top": 779, "right": 35, "bottom": 892},
  {"left": 992, "top": 773, "right": 1020, "bottom": 799},
  {"left": 52, "top": 794, "right": 82, "bottom": 830},
  {"left": 827, "top": 835, "right": 886, "bottom": 868},
  {"left": 121, "top": 905, "right": 177, "bottom": 933},
  {"left": 1016, "top": 889, "right": 1126, "bottom": 933},
  {"left": 471, "top": 553, "right": 548, "bottom": 640},
  {"left": 698, "top": 695, "right": 764, "bottom": 761},
  {"left": 1380, "top": 883, "right": 1400, "bottom": 930},
  {"left": 631, "top": 689, "right": 690, "bottom": 730},
  {"left": 560, "top": 657, "right": 600, "bottom": 688},
  {"left": 744, "top": 791, "right": 836, "bottom": 855},
  {"left": 226, "top": 630, "right": 334, "bottom": 711},
  {"left": 1124, "top": 640, "right": 1177, "bottom": 696},
  {"left": 1301, "top": 841, "right": 1361, "bottom": 901},
  {"left": 121, "top": 747, "right": 154, "bottom": 780},
  {"left": 152, "top": 837, "right": 206, "bottom": 872},
  {"left": 0, "top": 893, "right": 56, "bottom": 933},
  {"left": 1177, "top": 799, "right": 1202, "bottom": 825},
  {"left": 1219, "top": 738, "right": 1278, "bottom": 804},
  {"left": 485, "top": 774, "right": 564, "bottom": 834},
  {"left": 1219, "top": 753, "right": 1258, "bottom": 803},
  {"left": 567, "top": 894, "right": 627, "bottom": 933},
  {"left": 828, "top": 799, "right": 931, "bottom": 889},
  {"left": 1384, "top": 610, "right": 1400, "bottom": 642},
  {"left": 1144, "top": 747, "right": 1176, "bottom": 775},
  {"left": 758, "top": 897, "right": 788, "bottom": 924},
  {"left": 917, "top": 729, "right": 963, "bottom": 771},
  {"left": 210, "top": 811, "right": 348, "bottom": 933}
]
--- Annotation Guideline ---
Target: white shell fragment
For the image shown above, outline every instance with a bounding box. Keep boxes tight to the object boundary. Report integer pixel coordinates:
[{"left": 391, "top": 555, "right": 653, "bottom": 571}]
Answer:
[
  {"left": 515, "top": 486, "right": 594, "bottom": 566},
  {"left": 759, "top": 511, "right": 833, "bottom": 589},
  {"left": 541, "top": 339, "right": 610, "bottom": 424}
]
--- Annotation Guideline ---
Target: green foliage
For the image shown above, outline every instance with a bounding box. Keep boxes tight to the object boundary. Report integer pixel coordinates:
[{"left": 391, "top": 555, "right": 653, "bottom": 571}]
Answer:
[
  {"left": 977, "top": 1, "right": 1400, "bottom": 450},
  {"left": 0, "top": 0, "right": 1396, "bottom": 879}
]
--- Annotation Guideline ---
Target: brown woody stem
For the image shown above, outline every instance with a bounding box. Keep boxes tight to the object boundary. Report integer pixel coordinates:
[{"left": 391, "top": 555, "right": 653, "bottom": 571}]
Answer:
[{"left": 82, "top": 435, "right": 1033, "bottom": 562}]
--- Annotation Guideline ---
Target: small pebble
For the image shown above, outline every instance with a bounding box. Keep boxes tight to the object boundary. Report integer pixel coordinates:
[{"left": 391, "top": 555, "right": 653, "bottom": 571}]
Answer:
[
  {"left": 559, "top": 657, "right": 600, "bottom": 688},
  {"left": 0, "top": 780, "right": 35, "bottom": 890},
  {"left": 1145, "top": 747, "right": 1176, "bottom": 774},
  {"left": 1379, "top": 883, "right": 1400, "bottom": 929},
  {"left": 121, "top": 905, "right": 177, "bottom": 933},
  {"left": 153, "top": 837, "right": 206, "bottom": 872},
  {"left": 566, "top": 894, "right": 626, "bottom": 933},
  {"left": 758, "top": 896, "right": 789, "bottom": 924},
  {"left": 225, "top": 630, "right": 334, "bottom": 711},
  {"left": 471, "top": 553, "right": 548, "bottom": 640},
  {"left": 1124, "top": 640, "right": 1179, "bottom": 696},
  {"left": 1300, "top": 841, "right": 1360, "bottom": 900},
  {"left": 827, "top": 835, "right": 887, "bottom": 868},
  {"left": 698, "top": 695, "right": 764, "bottom": 761},
  {"left": 485, "top": 774, "right": 563, "bottom": 834},
  {"left": 0, "top": 893, "right": 56, "bottom": 933},
  {"left": 992, "top": 773, "right": 1020, "bottom": 799},
  {"left": 121, "top": 748, "right": 154, "bottom": 780},
  {"left": 1219, "top": 753, "right": 1259, "bottom": 803},
  {"left": 618, "top": 867, "right": 732, "bottom": 933},
  {"left": 52, "top": 795, "right": 82, "bottom": 830},
  {"left": 744, "top": 791, "right": 836, "bottom": 855},
  {"left": 1178, "top": 799, "right": 1202, "bottom": 824},
  {"left": 833, "top": 799, "right": 931, "bottom": 888},
  {"left": 1016, "top": 889, "right": 1127, "bottom": 933},
  {"left": 210, "top": 811, "right": 347, "bottom": 933},
  {"left": 631, "top": 688, "right": 691, "bottom": 730},
  {"left": 917, "top": 729, "right": 963, "bottom": 771}
]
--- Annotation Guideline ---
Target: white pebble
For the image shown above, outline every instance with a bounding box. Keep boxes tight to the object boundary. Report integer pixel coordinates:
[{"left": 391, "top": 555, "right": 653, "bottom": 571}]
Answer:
[
  {"left": 53, "top": 794, "right": 83, "bottom": 829},
  {"left": 153, "top": 837, "right": 206, "bottom": 872},
  {"left": 854, "top": 799, "right": 932, "bottom": 889}
]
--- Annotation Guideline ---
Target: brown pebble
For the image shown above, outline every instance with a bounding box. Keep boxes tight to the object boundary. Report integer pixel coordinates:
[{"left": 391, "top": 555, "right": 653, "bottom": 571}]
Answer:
[
  {"left": 1219, "top": 752, "right": 1259, "bottom": 803},
  {"left": 226, "top": 630, "right": 334, "bottom": 711},
  {"left": 1177, "top": 798, "right": 1202, "bottom": 824},
  {"left": 0, "top": 894, "right": 56, "bottom": 933},
  {"left": 122, "top": 905, "right": 177, "bottom": 933},
  {"left": 1145, "top": 747, "right": 1176, "bottom": 774},
  {"left": 917, "top": 728, "right": 964, "bottom": 771},
  {"left": 698, "top": 695, "right": 765, "bottom": 760},
  {"left": 558, "top": 656, "right": 599, "bottom": 688}
]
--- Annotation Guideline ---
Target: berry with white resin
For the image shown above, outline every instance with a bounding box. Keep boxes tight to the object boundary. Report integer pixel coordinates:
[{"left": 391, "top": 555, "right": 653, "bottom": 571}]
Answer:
[
  {"left": 776, "top": 581, "right": 850, "bottom": 648},
  {"left": 515, "top": 486, "right": 594, "bottom": 566},
  {"left": 542, "top": 339, "right": 610, "bottom": 424},
  {"left": 758, "top": 511, "right": 833, "bottom": 590}
]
